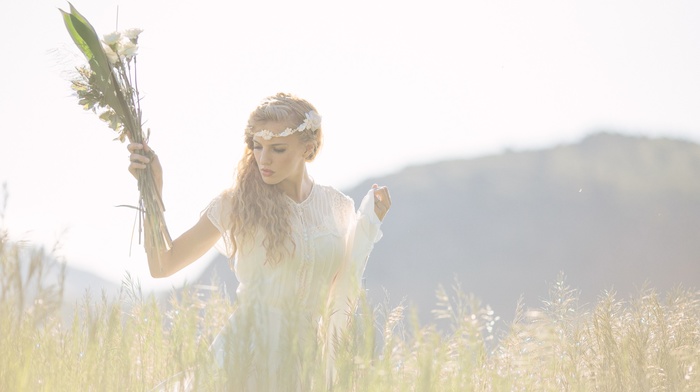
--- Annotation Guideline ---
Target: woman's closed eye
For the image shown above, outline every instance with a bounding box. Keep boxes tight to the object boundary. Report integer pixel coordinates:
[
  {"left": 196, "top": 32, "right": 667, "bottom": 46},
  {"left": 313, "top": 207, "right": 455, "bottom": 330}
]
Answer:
[{"left": 253, "top": 141, "right": 288, "bottom": 153}]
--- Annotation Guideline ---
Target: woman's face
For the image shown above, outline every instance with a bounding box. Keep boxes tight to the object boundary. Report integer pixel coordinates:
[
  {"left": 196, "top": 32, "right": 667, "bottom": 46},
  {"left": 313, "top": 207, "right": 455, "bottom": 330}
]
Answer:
[{"left": 251, "top": 121, "right": 310, "bottom": 186}]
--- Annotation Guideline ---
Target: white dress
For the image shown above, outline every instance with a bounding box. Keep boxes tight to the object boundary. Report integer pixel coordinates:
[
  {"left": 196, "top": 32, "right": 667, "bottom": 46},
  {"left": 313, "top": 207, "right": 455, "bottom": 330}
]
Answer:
[{"left": 204, "top": 183, "right": 383, "bottom": 390}]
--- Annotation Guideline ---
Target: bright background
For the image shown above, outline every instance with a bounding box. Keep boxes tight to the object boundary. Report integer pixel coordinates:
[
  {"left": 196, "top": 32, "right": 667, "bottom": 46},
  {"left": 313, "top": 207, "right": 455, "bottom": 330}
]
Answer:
[{"left": 1, "top": 0, "right": 699, "bottom": 291}]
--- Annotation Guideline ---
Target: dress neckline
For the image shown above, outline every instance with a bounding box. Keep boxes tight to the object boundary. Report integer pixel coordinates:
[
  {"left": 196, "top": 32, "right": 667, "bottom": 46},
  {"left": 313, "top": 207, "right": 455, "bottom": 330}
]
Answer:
[{"left": 284, "top": 180, "right": 316, "bottom": 206}]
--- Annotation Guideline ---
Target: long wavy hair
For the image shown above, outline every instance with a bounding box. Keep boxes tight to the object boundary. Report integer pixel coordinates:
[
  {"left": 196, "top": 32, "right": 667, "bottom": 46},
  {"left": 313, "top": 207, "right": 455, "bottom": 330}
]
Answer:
[{"left": 227, "top": 93, "right": 323, "bottom": 265}]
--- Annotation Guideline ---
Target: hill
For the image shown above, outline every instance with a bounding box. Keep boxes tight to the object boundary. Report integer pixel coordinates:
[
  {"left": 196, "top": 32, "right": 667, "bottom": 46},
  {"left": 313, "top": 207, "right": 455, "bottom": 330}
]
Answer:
[{"left": 198, "top": 132, "right": 700, "bottom": 322}]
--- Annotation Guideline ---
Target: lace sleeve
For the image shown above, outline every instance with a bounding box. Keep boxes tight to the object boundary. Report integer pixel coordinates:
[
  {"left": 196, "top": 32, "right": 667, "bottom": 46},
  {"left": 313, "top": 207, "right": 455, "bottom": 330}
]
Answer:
[
  {"left": 202, "top": 191, "right": 235, "bottom": 259},
  {"left": 329, "top": 188, "right": 383, "bottom": 335},
  {"left": 345, "top": 188, "right": 383, "bottom": 286}
]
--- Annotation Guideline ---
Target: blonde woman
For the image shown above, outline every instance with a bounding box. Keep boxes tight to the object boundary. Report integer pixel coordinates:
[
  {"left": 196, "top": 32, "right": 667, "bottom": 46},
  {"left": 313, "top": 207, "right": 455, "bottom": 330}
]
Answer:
[{"left": 129, "top": 93, "right": 390, "bottom": 389}]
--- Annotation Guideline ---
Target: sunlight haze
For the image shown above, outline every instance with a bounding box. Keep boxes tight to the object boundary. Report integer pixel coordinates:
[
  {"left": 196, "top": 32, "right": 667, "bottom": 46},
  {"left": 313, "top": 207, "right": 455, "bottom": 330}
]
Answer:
[{"left": 1, "top": 0, "right": 699, "bottom": 291}]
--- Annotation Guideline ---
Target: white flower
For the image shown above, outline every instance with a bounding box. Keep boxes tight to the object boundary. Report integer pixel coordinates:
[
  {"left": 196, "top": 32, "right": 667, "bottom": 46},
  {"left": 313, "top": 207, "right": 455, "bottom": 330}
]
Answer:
[
  {"left": 120, "top": 41, "right": 139, "bottom": 60},
  {"left": 123, "top": 28, "right": 143, "bottom": 40},
  {"left": 123, "top": 28, "right": 144, "bottom": 42},
  {"left": 304, "top": 111, "right": 322, "bottom": 131},
  {"left": 102, "top": 31, "right": 122, "bottom": 46},
  {"left": 255, "top": 130, "right": 276, "bottom": 140},
  {"left": 102, "top": 43, "right": 120, "bottom": 64},
  {"left": 253, "top": 110, "right": 322, "bottom": 140}
]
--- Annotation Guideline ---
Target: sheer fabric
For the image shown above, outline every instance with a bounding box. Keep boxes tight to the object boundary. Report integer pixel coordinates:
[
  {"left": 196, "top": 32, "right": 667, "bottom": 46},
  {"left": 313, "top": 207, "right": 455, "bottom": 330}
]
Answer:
[{"left": 205, "top": 183, "right": 382, "bottom": 389}]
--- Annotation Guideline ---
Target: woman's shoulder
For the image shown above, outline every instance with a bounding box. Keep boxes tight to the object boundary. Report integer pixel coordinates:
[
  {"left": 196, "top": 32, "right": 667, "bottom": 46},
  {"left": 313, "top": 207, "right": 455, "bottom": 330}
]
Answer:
[
  {"left": 315, "top": 183, "right": 350, "bottom": 198},
  {"left": 315, "top": 183, "right": 354, "bottom": 207},
  {"left": 203, "top": 188, "right": 237, "bottom": 218},
  {"left": 207, "top": 187, "right": 235, "bottom": 205}
]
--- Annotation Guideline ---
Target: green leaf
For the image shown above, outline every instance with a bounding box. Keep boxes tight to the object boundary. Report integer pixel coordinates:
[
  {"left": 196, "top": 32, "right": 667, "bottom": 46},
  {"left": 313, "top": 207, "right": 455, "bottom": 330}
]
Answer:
[
  {"left": 60, "top": 3, "right": 142, "bottom": 143},
  {"left": 59, "top": 3, "right": 128, "bottom": 120},
  {"left": 78, "top": 98, "right": 95, "bottom": 111},
  {"left": 98, "top": 110, "right": 112, "bottom": 122}
]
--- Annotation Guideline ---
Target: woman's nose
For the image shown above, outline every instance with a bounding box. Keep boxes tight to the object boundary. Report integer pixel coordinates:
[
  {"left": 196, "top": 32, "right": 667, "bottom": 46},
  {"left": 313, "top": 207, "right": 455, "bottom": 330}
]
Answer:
[{"left": 260, "top": 148, "right": 272, "bottom": 165}]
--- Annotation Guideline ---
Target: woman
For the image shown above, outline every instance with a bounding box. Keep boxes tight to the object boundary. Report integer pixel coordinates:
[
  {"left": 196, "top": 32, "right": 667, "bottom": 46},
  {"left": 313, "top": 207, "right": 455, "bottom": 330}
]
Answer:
[{"left": 129, "top": 93, "right": 391, "bottom": 390}]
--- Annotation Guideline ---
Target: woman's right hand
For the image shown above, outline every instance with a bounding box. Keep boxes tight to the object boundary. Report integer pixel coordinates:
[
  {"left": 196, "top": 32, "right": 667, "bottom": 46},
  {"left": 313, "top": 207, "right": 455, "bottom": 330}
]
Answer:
[
  {"left": 127, "top": 142, "right": 163, "bottom": 196},
  {"left": 127, "top": 141, "right": 221, "bottom": 278}
]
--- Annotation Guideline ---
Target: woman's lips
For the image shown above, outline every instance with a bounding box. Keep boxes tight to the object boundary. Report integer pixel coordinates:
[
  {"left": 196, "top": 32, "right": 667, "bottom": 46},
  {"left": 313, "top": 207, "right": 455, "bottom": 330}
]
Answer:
[{"left": 261, "top": 169, "right": 274, "bottom": 177}]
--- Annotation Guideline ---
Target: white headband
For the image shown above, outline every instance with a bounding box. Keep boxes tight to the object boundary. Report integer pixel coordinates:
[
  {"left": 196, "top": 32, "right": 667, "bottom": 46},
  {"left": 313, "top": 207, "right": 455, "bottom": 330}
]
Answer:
[{"left": 253, "top": 110, "right": 322, "bottom": 140}]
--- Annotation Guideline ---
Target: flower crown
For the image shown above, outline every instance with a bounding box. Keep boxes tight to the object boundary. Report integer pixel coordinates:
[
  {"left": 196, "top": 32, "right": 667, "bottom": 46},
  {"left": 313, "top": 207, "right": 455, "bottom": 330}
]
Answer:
[{"left": 252, "top": 110, "right": 322, "bottom": 140}]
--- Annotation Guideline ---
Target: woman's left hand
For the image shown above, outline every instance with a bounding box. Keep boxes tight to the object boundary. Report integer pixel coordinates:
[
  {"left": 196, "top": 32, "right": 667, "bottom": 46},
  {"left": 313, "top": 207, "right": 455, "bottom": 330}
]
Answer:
[{"left": 372, "top": 184, "right": 392, "bottom": 221}]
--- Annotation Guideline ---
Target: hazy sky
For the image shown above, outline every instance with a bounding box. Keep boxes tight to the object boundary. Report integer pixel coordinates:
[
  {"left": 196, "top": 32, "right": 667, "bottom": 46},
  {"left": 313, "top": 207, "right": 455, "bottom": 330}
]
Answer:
[{"left": 2, "top": 0, "right": 699, "bottom": 291}]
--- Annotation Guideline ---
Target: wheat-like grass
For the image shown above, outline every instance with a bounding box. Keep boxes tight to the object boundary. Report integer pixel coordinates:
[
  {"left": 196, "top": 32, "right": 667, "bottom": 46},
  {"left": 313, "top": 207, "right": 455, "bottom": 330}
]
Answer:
[{"left": 2, "top": 210, "right": 699, "bottom": 392}]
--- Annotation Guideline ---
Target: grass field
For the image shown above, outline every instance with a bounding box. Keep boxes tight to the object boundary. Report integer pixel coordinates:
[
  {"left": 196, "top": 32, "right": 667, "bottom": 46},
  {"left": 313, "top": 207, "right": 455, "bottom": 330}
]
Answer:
[{"left": 2, "top": 228, "right": 699, "bottom": 391}]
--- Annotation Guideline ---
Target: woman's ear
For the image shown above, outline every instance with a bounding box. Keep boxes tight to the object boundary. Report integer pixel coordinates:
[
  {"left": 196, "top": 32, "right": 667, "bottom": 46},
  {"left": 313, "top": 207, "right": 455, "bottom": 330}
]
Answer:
[{"left": 304, "top": 142, "right": 314, "bottom": 159}]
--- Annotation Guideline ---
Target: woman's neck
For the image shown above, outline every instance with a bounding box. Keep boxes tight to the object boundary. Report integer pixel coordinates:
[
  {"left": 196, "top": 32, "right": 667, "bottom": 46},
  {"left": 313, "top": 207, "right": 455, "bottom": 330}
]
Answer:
[{"left": 278, "top": 168, "right": 313, "bottom": 203}]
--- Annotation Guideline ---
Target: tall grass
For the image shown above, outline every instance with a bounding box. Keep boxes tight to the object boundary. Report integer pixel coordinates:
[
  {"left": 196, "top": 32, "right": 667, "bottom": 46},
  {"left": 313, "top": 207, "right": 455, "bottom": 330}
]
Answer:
[{"left": 2, "top": 206, "right": 699, "bottom": 391}]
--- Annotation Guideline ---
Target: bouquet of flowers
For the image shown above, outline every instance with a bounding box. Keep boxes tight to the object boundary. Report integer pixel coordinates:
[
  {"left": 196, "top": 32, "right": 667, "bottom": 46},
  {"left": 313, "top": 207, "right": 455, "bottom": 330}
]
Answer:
[{"left": 60, "top": 3, "right": 172, "bottom": 264}]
